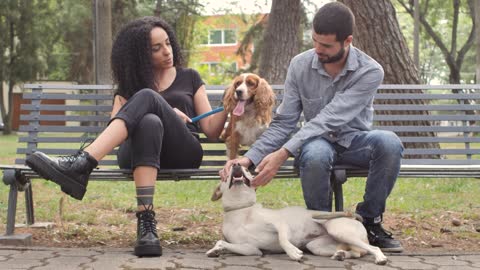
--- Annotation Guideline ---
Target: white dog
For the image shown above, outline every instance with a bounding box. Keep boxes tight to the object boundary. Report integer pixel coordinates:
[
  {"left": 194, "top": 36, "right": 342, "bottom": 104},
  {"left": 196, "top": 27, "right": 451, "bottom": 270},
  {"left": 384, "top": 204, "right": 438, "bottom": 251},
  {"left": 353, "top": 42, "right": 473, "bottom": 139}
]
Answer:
[{"left": 206, "top": 164, "right": 387, "bottom": 265}]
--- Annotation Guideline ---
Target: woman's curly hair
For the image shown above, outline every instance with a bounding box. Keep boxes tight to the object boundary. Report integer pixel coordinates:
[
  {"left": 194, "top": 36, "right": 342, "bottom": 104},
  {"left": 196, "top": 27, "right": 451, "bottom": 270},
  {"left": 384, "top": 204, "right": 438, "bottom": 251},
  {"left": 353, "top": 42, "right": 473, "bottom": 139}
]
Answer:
[{"left": 111, "top": 16, "right": 184, "bottom": 98}]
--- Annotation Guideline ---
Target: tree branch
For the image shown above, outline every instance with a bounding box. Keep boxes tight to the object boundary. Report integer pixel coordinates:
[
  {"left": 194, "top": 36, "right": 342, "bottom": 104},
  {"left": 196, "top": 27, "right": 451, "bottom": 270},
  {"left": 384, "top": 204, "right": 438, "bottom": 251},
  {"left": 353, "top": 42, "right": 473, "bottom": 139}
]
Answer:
[
  {"left": 450, "top": 0, "right": 459, "bottom": 57},
  {"left": 455, "top": 0, "right": 476, "bottom": 68},
  {"left": 397, "top": 0, "right": 455, "bottom": 69}
]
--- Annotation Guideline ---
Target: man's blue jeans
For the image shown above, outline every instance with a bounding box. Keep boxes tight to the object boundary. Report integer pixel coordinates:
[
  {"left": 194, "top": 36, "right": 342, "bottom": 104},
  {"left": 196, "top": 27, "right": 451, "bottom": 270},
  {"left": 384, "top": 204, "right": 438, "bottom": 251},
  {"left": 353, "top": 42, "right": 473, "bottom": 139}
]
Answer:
[{"left": 295, "top": 130, "right": 404, "bottom": 219}]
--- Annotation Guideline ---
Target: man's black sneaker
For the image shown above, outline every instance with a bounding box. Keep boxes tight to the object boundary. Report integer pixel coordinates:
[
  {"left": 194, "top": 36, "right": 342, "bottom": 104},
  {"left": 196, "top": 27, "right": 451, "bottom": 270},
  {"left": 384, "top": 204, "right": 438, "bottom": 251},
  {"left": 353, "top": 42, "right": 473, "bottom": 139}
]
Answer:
[
  {"left": 25, "top": 151, "right": 98, "bottom": 200},
  {"left": 135, "top": 207, "right": 162, "bottom": 257},
  {"left": 364, "top": 222, "right": 404, "bottom": 252}
]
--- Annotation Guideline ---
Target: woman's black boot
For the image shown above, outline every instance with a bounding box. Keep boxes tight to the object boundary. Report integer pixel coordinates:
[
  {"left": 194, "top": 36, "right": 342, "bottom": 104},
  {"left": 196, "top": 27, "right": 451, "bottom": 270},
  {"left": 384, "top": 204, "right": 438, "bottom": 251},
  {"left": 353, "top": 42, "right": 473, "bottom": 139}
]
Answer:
[{"left": 134, "top": 206, "right": 162, "bottom": 257}]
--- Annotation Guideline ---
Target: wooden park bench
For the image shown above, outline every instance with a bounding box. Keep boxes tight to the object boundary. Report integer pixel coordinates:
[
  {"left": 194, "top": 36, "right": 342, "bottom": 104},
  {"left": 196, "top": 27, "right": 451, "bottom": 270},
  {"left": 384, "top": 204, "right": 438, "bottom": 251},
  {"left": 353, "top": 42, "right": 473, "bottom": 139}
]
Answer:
[{"left": 1, "top": 83, "right": 480, "bottom": 245}]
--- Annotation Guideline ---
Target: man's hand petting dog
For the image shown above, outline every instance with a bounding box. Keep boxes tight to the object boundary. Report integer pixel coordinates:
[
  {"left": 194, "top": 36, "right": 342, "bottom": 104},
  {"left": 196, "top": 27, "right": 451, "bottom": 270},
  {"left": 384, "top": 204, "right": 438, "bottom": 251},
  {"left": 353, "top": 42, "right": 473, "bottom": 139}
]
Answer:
[
  {"left": 219, "top": 157, "right": 251, "bottom": 182},
  {"left": 253, "top": 148, "right": 290, "bottom": 187},
  {"left": 219, "top": 148, "right": 290, "bottom": 187}
]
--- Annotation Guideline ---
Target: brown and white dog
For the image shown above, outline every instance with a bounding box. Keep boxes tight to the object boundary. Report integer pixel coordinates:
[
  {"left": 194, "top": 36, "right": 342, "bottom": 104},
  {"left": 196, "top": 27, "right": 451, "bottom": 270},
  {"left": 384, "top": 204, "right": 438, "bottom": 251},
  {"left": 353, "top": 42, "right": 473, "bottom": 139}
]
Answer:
[
  {"left": 206, "top": 164, "right": 388, "bottom": 265},
  {"left": 221, "top": 73, "right": 275, "bottom": 159}
]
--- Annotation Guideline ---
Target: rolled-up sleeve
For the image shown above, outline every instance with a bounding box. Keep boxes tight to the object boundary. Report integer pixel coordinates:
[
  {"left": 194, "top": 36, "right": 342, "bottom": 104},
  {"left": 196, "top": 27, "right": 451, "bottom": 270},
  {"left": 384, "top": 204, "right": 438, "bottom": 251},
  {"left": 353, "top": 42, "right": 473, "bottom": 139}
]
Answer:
[{"left": 245, "top": 58, "right": 303, "bottom": 166}]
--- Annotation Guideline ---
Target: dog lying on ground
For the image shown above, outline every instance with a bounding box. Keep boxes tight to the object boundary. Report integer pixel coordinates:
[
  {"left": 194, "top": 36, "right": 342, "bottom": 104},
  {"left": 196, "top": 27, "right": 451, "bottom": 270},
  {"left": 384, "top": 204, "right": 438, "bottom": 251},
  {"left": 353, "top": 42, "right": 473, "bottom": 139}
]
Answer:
[
  {"left": 206, "top": 164, "right": 388, "bottom": 265},
  {"left": 221, "top": 73, "right": 275, "bottom": 159}
]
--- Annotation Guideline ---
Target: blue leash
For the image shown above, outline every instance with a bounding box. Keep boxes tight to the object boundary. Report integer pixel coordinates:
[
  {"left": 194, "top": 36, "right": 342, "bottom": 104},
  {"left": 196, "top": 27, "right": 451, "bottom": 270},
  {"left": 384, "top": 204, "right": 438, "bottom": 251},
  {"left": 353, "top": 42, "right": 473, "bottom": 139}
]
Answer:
[{"left": 190, "top": 107, "right": 224, "bottom": 123}]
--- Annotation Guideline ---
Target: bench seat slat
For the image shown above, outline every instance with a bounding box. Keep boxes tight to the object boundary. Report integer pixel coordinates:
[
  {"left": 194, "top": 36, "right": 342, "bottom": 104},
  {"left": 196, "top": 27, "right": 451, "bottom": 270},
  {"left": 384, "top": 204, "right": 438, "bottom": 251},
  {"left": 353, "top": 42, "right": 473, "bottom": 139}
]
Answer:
[
  {"left": 400, "top": 159, "right": 480, "bottom": 165},
  {"left": 375, "top": 126, "right": 480, "bottom": 132},
  {"left": 18, "top": 136, "right": 480, "bottom": 144},
  {"left": 373, "top": 115, "right": 480, "bottom": 121},
  {"left": 378, "top": 84, "right": 480, "bottom": 90},
  {"left": 403, "top": 149, "right": 480, "bottom": 155},
  {"left": 398, "top": 137, "right": 480, "bottom": 143},
  {"left": 374, "top": 104, "right": 480, "bottom": 110},
  {"left": 374, "top": 93, "right": 480, "bottom": 99},
  {"left": 24, "top": 125, "right": 480, "bottom": 134}
]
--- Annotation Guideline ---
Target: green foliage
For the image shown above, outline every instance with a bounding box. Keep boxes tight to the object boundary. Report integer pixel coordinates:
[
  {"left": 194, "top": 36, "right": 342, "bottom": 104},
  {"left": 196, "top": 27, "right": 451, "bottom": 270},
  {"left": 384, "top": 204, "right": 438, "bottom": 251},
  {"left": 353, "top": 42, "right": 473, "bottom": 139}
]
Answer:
[
  {"left": 0, "top": 0, "right": 46, "bottom": 82},
  {"left": 112, "top": 0, "right": 139, "bottom": 35},
  {"left": 193, "top": 57, "right": 238, "bottom": 85}
]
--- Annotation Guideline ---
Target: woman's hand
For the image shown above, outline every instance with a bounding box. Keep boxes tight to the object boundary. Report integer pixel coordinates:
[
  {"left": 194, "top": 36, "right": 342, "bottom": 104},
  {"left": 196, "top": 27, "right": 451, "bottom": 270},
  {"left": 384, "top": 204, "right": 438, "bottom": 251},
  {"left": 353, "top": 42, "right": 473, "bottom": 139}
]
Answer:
[{"left": 173, "top": 108, "right": 192, "bottom": 123}]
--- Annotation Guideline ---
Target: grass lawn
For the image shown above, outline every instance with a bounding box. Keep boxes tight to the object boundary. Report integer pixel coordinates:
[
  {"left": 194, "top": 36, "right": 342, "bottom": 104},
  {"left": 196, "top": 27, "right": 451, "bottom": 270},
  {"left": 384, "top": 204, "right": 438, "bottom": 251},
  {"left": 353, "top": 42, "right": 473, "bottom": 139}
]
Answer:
[{"left": 1, "top": 133, "right": 479, "bottom": 251}]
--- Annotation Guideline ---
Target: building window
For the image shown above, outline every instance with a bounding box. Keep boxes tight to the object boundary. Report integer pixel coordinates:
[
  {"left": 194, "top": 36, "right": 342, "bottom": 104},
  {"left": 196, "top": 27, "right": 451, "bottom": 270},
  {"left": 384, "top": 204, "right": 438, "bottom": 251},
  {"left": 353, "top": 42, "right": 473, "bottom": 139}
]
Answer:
[
  {"left": 224, "top": 30, "right": 236, "bottom": 44},
  {"left": 203, "top": 29, "right": 237, "bottom": 45},
  {"left": 209, "top": 30, "right": 222, "bottom": 44}
]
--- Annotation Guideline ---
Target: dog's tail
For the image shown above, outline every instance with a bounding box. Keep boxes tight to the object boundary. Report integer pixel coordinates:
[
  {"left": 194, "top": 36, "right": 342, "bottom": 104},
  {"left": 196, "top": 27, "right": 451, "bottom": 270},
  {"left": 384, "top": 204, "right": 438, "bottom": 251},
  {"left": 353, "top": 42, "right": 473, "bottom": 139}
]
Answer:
[{"left": 309, "top": 211, "right": 363, "bottom": 223}]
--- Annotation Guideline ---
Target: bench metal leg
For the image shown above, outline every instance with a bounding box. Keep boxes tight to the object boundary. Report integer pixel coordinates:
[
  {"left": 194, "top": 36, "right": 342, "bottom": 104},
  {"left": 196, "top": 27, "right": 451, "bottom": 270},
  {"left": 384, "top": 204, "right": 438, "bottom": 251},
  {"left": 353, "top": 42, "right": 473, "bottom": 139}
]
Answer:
[
  {"left": 1, "top": 169, "right": 32, "bottom": 245},
  {"left": 331, "top": 169, "right": 347, "bottom": 212},
  {"left": 25, "top": 184, "right": 35, "bottom": 225},
  {"left": 6, "top": 183, "right": 18, "bottom": 235}
]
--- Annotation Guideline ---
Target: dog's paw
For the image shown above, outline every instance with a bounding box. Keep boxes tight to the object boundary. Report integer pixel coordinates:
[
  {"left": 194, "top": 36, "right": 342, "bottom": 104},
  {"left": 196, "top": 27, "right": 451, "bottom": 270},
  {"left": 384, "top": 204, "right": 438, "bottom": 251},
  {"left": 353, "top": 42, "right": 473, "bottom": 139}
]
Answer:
[
  {"left": 375, "top": 255, "right": 388, "bottom": 265},
  {"left": 206, "top": 240, "right": 224, "bottom": 257},
  {"left": 206, "top": 248, "right": 221, "bottom": 257},
  {"left": 332, "top": 250, "right": 346, "bottom": 261},
  {"left": 286, "top": 246, "right": 303, "bottom": 261}
]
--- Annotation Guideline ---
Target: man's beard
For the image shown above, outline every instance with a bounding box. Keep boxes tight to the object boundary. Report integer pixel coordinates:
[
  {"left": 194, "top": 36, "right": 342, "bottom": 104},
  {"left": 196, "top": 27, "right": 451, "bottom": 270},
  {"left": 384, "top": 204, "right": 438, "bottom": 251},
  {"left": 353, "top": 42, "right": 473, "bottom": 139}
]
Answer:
[{"left": 318, "top": 46, "right": 345, "bottom": 64}]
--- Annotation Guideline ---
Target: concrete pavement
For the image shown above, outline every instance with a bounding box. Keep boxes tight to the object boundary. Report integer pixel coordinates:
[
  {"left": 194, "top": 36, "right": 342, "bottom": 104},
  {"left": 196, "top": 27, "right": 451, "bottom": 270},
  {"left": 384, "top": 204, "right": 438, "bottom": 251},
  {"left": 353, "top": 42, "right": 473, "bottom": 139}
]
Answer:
[{"left": 1, "top": 246, "right": 480, "bottom": 269}]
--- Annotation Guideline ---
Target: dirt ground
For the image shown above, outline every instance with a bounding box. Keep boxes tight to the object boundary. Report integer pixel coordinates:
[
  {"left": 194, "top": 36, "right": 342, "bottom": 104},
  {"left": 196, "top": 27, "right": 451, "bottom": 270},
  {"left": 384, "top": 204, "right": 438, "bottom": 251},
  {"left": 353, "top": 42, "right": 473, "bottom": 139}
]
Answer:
[{"left": 12, "top": 209, "right": 480, "bottom": 254}]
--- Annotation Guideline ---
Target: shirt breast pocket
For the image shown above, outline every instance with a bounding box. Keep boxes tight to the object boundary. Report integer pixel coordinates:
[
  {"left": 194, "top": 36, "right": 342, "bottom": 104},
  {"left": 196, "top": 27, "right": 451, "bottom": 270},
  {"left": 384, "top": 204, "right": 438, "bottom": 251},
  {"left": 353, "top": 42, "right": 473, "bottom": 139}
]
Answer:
[{"left": 301, "top": 96, "right": 324, "bottom": 121}]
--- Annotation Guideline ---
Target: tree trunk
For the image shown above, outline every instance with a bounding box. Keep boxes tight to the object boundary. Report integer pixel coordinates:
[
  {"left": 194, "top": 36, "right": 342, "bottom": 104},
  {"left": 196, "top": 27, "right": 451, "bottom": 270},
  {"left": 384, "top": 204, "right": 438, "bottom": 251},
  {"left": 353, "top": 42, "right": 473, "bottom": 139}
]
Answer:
[
  {"left": 477, "top": 0, "right": 480, "bottom": 83},
  {"left": 93, "top": 0, "right": 112, "bottom": 85},
  {"left": 0, "top": 81, "right": 8, "bottom": 135},
  {"left": 339, "top": 0, "right": 439, "bottom": 158},
  {"left": 259, "top": 0, "right": 301, "bottom": 84}
]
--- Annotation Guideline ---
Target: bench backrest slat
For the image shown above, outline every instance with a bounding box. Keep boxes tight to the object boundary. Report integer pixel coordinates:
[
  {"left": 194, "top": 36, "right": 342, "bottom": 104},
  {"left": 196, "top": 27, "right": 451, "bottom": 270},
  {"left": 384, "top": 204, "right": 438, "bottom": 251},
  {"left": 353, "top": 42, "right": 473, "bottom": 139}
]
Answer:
[{"left": 21, "top": 104, "right": 112, "bottom": 112}]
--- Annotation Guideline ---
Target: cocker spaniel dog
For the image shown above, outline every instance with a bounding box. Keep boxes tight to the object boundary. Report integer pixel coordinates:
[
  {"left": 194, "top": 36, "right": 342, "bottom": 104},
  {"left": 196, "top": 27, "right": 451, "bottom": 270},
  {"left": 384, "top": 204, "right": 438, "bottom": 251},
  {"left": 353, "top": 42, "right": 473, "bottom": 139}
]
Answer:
[{"left": 221, "top": 73, "right": 275, "bottom": 160}]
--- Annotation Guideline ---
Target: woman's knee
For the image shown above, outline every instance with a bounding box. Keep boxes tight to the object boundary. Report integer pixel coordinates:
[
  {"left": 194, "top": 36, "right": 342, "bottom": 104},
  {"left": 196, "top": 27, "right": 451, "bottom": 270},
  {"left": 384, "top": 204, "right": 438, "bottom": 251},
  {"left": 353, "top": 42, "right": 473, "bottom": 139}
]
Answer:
[
  {"left": 137, "top": 113, "right": 163, "bottom": 131},
  {"left": 132, "top": 88, "right": 167, "bottom": 104},
  {"left": 133, "top": 88, "right": 157, "bottom": 98}
]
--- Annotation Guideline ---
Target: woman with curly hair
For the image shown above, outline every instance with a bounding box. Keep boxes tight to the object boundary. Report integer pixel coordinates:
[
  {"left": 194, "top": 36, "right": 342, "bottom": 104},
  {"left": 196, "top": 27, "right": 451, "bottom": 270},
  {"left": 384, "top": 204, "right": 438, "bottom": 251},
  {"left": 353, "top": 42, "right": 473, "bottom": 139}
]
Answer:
[{"left": 26, "top": 16, "right": 227, "bottom": 257}]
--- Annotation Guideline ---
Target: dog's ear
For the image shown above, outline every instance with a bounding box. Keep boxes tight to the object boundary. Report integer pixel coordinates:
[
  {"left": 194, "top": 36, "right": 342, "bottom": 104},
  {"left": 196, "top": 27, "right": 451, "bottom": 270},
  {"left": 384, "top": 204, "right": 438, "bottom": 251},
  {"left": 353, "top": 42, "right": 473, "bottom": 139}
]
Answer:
[
  {"left": 223, "top": 82, "right": 237, "bottom": 113},
  {"left": 211, "top": 182, "right": 223, "bottom": 201},
  {"left": 254, "top": 78, "right": 275, "bottom": 124}
]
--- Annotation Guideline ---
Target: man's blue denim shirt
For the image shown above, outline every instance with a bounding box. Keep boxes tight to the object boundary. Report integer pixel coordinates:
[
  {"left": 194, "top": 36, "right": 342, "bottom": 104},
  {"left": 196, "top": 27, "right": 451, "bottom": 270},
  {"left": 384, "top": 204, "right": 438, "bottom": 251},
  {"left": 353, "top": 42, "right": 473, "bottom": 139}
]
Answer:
[{"left": 245, "top": 46, "right": 384, "bottom": 166}]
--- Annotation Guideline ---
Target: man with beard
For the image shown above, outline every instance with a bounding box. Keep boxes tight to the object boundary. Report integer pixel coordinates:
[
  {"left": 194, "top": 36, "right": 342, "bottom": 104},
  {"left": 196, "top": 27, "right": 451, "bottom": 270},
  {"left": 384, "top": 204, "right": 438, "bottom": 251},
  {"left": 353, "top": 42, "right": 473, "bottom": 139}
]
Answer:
[{"left": 220, "top": 2, "right": 404, "bottom": 252}]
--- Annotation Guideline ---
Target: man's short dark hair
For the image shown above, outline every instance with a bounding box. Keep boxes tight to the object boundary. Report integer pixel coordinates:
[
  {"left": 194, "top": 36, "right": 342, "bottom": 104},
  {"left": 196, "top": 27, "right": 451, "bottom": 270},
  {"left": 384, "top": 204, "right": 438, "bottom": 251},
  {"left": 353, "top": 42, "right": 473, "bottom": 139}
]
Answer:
[{"left": 312, "top": 2, "right": 355, "bottom": 42}]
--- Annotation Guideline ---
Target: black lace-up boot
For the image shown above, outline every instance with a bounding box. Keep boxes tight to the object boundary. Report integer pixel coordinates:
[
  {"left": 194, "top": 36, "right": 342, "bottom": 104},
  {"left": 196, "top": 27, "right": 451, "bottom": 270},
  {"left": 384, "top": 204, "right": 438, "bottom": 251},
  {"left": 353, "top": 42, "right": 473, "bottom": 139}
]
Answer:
[
  {"left": 363, "top": 216, "right": 404, "bottom": 253},
  {"left": 25, "top": 150, "right": 98, "bottom": 200},
  {"left": 135, "top": 207, "right": 162, "bottom": 257}
]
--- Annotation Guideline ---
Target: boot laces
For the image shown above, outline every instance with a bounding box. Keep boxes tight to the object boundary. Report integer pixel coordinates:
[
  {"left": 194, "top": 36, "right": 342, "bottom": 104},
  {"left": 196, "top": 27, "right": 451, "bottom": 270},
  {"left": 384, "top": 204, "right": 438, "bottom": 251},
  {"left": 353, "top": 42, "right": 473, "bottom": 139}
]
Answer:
[
  {"left": 58, "top": 151, "right": 82, "bottom": 164},
  {"left": 138, "top": 204, "right": 158, "bottom": 236},
  {"left": 58, "top": 136, "right": 95, "bottom": 164}
]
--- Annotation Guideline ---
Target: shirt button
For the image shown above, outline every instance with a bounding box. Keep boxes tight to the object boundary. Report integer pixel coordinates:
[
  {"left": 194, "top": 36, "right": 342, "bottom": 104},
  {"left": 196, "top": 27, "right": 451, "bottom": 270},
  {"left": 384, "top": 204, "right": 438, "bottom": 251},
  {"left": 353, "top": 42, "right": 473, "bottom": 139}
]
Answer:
[{"left": 329, "top": 133, "right": 334, "bottom": 138}]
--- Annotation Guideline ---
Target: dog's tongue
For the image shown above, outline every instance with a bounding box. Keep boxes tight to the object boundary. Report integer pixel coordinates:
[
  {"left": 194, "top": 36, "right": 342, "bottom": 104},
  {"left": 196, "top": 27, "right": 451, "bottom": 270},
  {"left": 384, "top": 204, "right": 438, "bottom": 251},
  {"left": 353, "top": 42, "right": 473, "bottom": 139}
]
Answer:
[{"left": 233, "top": 100, "right": 246, "bottom": 116}]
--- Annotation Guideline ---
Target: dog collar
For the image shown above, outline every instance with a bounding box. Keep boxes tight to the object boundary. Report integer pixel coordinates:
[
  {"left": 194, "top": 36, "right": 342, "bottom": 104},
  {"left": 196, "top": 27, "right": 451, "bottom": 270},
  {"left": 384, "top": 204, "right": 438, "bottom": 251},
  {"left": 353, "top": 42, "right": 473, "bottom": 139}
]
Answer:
[{"left": 223, "top": 201, "right": 256, "bottom": 212}]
